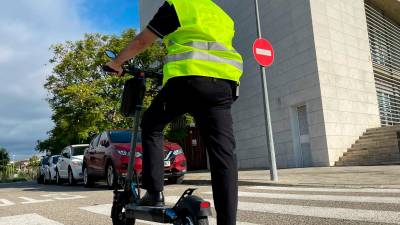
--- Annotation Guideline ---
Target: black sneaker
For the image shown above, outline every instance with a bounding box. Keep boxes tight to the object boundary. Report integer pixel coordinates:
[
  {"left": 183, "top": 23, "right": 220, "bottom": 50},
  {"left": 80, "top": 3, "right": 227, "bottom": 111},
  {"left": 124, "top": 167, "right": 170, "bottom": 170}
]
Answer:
[{"left": 139, "top": 191, "right": 165, "bottom": 207}]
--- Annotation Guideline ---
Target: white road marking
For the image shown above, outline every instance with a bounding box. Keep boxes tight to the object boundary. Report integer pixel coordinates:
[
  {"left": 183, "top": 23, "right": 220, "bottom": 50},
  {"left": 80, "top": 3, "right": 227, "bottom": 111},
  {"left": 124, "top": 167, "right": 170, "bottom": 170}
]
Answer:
[
  {"left": 202, "top": 191, "right": 400, "bottom": 204},
  {"left": 41, "top": 193, "right": 86, "bottom": 200},
  {"left": 0, "top": 213, "right": 63, "bottom": 225},
  {"left": 255, "top": 48, "right": 272, "bottom": 56},
  {"left": 248, "top": 186, "right": 400, "bottom": 193},
  {"left": 0, "top": 198, "right": 15, "bottom": 207},
  {"left": 19, "top": 197, "right": 53, "bottom": 204},
  {"left": 165, "top": 197, "right": 400, "bottom": 224},
  {"left": 80, "top": 204, "right": 111, "bottom": 216},
  {"left": 80, "top": 203, "right": 259, "bottom": 225}
]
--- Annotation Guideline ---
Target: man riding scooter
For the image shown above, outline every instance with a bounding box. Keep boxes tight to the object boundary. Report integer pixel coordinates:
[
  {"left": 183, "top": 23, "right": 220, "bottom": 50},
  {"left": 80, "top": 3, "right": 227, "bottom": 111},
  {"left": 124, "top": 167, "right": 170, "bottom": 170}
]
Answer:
[{"left": 105, "top": 1, "right": 243, "bottom": 224}]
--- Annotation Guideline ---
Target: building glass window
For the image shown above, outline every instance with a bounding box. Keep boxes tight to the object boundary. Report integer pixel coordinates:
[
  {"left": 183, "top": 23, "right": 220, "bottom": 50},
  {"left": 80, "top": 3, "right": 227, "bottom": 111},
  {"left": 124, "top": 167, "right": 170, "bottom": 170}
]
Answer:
[{"left": 365, "top": 1, "right": 400, "bottom": 125}]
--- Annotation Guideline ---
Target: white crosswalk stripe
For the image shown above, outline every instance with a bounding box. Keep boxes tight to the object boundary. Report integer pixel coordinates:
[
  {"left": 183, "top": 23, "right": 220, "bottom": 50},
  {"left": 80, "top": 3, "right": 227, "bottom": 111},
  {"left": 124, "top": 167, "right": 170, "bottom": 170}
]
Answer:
[
  {"left": 248, "top": 185, "right": 400, "bottom": 193},
  {"left": 79, "top": 202, "right": 259, "bottom": 225},
  {"left": 186, "top": 196, "right": 400, "bottom": 224},
  {"left": 0, "top": 213, "right": 64, "bottom": 225},
  {"left": 79, "top": 185, "right": 400, "bottom": 225},
  {"left": 0, "top": 198, "right": 15, "bottom": 207},
  {"left": 202, "top": 191, "right": 400, "bottom": 204},
  {"left": 6, "top": 185, "right": 399, "bottom": 225}
]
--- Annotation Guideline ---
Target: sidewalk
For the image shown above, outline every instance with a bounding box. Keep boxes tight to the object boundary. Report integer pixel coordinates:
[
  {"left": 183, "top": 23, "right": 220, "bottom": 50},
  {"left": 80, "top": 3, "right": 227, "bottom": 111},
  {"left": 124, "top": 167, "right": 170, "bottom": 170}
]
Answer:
[{"left": 184, "top": 165, "right": 400, "bottom": 188}]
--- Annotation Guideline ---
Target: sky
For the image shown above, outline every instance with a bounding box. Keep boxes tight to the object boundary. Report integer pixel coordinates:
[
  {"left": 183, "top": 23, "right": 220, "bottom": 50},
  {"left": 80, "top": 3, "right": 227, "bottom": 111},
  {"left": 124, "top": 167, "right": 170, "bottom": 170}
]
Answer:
[{"left": 0, "top": 0, "right": 140, "bottom": 160}]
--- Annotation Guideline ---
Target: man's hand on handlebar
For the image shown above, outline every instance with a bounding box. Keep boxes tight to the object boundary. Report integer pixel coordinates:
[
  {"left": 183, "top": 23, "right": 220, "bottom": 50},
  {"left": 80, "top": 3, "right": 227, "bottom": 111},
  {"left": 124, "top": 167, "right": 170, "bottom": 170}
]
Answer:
[{"left": 104, "top": 61, "right": 124, "bottom": 77}]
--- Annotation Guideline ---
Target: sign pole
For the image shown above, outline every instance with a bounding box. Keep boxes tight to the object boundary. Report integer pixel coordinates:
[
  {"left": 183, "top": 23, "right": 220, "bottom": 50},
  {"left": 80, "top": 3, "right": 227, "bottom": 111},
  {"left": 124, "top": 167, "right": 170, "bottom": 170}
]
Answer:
[{"left": 254, "top": 0, "right": 278, "bottom": 181}]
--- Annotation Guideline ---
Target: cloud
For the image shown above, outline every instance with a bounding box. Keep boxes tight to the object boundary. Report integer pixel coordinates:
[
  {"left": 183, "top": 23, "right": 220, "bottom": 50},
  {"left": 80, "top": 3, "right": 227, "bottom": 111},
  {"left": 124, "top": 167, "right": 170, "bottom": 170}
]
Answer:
[{"left": 0, "top": 0, "right": 91, "bottom": 160}]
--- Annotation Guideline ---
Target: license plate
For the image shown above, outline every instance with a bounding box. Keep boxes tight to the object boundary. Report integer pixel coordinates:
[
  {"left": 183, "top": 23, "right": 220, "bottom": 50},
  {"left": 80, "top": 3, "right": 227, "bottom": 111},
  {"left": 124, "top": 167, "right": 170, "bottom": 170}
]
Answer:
[{"left": 164, "top": 161, "right": 171, "bottom": 167}]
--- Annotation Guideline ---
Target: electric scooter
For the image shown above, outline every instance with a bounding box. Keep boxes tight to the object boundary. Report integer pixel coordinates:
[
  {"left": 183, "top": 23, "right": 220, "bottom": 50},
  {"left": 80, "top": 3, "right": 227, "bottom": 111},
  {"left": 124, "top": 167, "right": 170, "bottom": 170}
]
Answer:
[{"left": 103, "top": 50, "right": 212, "bottom": 225}]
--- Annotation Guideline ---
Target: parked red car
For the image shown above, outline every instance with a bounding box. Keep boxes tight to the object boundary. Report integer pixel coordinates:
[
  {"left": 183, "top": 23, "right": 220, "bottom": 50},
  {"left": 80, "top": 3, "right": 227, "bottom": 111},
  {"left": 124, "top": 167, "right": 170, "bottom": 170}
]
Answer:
[{"left": 83, "top": 129, "right": 187, "bottom": 189}]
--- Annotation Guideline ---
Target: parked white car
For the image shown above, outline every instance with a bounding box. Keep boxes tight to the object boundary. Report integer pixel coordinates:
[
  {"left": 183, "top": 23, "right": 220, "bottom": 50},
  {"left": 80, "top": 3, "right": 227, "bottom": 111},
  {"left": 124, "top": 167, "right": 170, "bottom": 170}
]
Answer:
[
  {"left": 56, "top": 144, "right": 88, "bottom": 185},
  {"left": 37, "top": 156, "right": 49, "bottom": 184},
  {"left": 44, "top": 155, "right": 60, "bottom": 184}
]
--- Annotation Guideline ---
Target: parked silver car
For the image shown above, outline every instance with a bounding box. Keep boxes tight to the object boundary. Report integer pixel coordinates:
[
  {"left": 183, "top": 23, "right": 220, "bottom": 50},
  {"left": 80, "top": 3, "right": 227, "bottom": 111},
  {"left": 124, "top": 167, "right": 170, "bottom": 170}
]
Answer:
[{"left": 43, "top": 155, "right": 60, "bottom": 184}]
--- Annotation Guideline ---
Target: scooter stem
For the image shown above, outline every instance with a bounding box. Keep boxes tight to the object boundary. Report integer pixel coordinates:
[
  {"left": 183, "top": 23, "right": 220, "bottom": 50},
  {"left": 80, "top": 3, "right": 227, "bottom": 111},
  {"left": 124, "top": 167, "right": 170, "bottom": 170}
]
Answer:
[{"left": 126, "top": 108, "right": 142, "bottom": 184}]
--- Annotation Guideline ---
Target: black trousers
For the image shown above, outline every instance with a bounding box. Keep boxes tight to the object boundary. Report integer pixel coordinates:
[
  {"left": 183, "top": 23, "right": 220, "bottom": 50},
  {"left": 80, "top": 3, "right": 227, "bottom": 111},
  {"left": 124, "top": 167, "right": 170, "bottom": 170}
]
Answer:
[{"left": 140, "top": 76, "right": 238, "bottom": 225}]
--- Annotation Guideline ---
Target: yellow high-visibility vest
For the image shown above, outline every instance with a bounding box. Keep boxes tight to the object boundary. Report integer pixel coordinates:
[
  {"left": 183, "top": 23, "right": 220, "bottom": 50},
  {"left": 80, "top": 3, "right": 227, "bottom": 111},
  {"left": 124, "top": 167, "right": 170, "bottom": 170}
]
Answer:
[{"left": 163, "top": 0, "right": 243, "bottom": 85}]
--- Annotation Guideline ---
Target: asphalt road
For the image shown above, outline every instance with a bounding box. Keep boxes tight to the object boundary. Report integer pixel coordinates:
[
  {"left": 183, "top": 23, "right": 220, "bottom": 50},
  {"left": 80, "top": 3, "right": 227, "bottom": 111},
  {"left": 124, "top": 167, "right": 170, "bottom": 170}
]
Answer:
[{"left": 1, "top": 180, "right": 400, "bottom": 225}]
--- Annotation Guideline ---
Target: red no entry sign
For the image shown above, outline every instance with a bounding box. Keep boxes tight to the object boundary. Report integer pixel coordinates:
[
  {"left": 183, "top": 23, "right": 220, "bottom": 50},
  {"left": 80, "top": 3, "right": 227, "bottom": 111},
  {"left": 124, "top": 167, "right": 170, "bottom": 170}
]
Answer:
[{"left": 253, "top": 38, "right": 275, "bottom": 67}]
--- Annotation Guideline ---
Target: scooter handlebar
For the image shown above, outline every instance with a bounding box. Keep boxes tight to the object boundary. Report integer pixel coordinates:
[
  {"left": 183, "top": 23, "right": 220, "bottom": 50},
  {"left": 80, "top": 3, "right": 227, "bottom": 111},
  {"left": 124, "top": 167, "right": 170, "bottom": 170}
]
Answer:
[{"left": 102, "top": 63, "right": 162, "bottom": 82}]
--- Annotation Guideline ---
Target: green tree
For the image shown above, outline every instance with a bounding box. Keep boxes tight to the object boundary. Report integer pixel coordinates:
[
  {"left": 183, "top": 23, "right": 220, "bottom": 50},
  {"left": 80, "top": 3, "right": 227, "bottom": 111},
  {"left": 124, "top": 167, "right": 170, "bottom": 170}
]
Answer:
[
  {"left": 0, "top": 147, "right": 10, "bottom": 170},
  {"left": 36, "top": 29, "right": 166, "bottom": 154},
  {"left": 28, "top": 156, "right": 40, "bottom": 167}
]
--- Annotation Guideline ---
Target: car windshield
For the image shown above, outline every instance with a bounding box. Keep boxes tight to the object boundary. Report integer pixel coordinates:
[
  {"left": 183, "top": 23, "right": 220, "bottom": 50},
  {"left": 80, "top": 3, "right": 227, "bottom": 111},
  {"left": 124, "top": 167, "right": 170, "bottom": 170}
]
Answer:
[
  {"left": 72, "top": 146, "right": 86, "bottom": 156},
  {"left": 109, "top": 130, "right": 141, "bottom": 143},
  {"left": 42, "top": 157, "right": 49, "bottom": 165},
  {"left": 52, "top": 156, "right": 59, "bottom": 164}
]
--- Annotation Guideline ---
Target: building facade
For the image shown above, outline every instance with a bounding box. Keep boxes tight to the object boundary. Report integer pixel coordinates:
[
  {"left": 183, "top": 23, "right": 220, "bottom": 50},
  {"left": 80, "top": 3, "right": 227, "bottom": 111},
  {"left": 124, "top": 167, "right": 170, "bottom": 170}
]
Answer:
[{"left": 139, "top": 0, "right": 400, "bottom": 169}]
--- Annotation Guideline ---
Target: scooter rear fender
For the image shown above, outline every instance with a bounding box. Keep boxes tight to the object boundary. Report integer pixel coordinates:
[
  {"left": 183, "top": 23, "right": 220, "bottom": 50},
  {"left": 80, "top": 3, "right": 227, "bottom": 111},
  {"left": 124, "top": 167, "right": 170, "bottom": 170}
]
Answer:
[{"left": 175, "top": 195, "right": 212, "bottom": 217}]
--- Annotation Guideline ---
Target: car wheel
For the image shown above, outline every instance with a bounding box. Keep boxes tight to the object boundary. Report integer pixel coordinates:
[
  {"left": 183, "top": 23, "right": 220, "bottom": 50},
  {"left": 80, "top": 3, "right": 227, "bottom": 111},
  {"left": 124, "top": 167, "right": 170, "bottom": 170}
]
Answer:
[
  {"left": 56, "top": 170, "right": 63, "bottom": 185},
  {"left": 37, "top": 175, "right": 43, "bottom": 184},
  {"left": 83, "top": 166, "right": 94, "bottom": 188},
  {"left": 168, "top": 175, "right": 184, "bottom": 184},
  {"left": 48, "top": 171, "right": 53, "bottom": 184},
  {"left": 43, "top": 172, "right": 47, "bottom": 184},
  {"left": 68, "top": 169, "right": 76, "bottom": 185},
  {"left": 106, "top": 163, "right": 117, "bottom": 189}
]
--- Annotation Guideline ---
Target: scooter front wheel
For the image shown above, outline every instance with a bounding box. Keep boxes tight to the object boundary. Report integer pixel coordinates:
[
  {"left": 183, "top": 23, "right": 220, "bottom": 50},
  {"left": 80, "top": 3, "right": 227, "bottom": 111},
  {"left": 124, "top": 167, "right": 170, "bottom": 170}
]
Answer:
[
  {"left": 111, "top": 202, "right": 135, "bottom": 225},
  {"left": 111, "top": 192, "right": 135, "bottom": 225}
]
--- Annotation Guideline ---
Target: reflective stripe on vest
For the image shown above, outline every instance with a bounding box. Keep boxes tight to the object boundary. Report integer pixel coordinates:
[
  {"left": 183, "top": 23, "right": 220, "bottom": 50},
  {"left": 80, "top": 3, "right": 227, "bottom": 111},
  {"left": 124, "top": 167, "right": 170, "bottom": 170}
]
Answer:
[
  {"left": 166, "top": 51, "right": 243, "bottom": 71},
  {"left": 169, "top": 41, "right": 238, "bottom": 53}
]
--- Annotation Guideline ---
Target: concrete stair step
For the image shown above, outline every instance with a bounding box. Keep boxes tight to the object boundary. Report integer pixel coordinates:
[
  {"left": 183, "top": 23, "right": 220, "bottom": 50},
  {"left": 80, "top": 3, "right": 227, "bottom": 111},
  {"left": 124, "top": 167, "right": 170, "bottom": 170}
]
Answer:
[
  {"left": 362, "top": 134, "right": 398, "bottom": 139},
  {"left": 364, "top": 129, "right": 400, "bottom": 135},
  {"left": 363, "top": 132, "right": 398, "bottom": 138},
  {"left": 351, "top": 142, "right": 398, "bottom": 149},
  {"left": 343, "top": 152, "right": 399, "bottom": 158},
  {"left": 343, "top": 151, "right": 399, "bottom": 157},
  {"left": 355, "top": 140, "right": 397, "bottom": 146},
  {"left": 346, "top": 146, "right": 399, "bottom": 153},
  {"left": 357, "top": 135, "right": 398, "bottom": 142},
  {"left": 340, "top": 155, "right": 400, "bottom": 161},
  {"left": 343, "top": 149, "right": 400, "bottom": 155},
  {"left": 366, "top": 126, "right": 400, "bottom": 132},
  {"left": 336, "top": 160, "right": 400, "bottom": 166},
  {"left": 337, "top": 153, "right": 400, "bottom": 160}
]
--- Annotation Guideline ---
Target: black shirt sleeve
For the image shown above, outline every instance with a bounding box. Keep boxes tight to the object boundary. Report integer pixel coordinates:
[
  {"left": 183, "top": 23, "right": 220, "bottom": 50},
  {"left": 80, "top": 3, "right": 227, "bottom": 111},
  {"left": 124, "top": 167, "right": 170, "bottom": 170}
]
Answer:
[{"left": 147, "top": 2, "right": 180, "bottom": 38}]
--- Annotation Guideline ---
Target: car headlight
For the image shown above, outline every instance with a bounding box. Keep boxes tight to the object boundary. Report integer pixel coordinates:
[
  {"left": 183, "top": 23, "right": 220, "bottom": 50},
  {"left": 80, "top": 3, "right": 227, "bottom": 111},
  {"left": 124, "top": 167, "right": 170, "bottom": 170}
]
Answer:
[
  {"left": 173, "top": 149, "right": 184, "bottom": 156},
  {"left": 135, "top": 152, "right": 142, "bottom": 158},
  {"left": 117, "top": 150, "right": 128, "bottom": 156},
  {"left": 71, "top": 161, "right": 82, "bottom": 166}
]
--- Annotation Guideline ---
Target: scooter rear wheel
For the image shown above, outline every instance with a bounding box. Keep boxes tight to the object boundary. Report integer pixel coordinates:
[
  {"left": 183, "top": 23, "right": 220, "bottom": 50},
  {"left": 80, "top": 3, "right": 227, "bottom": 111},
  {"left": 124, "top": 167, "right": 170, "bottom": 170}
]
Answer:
[{"left": 177, "top": 214, "right": 209, "bottom": 225}]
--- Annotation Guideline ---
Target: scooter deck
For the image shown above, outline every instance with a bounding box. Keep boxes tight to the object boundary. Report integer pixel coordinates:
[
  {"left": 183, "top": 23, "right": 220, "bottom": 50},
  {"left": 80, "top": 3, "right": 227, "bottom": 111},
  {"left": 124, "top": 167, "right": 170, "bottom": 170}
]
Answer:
[{"left": 125, "top": 204, "right": 176, "bottom": 223}]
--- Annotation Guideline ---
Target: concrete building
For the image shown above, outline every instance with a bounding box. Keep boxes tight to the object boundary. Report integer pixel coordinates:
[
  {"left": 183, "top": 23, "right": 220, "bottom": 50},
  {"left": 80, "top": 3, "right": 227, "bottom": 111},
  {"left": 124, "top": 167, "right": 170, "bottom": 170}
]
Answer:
[{"left": 139, "top": 0, "right": 400, "bottom": 169}]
